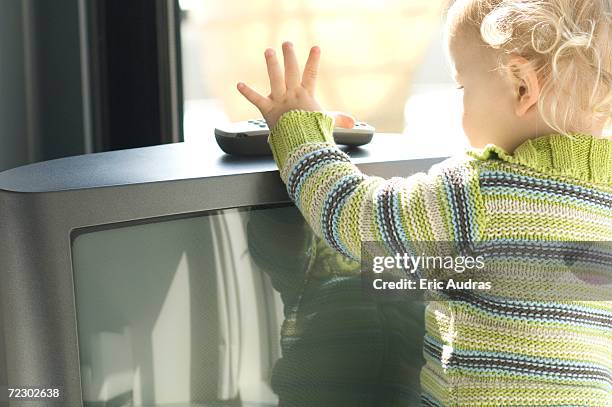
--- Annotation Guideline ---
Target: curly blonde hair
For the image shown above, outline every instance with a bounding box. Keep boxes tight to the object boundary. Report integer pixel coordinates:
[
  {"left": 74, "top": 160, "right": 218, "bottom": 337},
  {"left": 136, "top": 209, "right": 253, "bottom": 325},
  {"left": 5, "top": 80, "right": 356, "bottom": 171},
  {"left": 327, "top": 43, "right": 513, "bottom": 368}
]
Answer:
[{"left": 446, "top": 0, "right": 612, "bottom": 136}]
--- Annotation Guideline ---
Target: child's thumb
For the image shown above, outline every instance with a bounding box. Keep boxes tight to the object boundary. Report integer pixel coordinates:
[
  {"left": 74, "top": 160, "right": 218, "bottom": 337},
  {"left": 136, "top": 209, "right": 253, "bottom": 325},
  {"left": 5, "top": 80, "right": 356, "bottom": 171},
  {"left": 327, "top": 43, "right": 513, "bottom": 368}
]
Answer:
[{"left": 327, "top": 111, "right": 356, "bottom": 128}]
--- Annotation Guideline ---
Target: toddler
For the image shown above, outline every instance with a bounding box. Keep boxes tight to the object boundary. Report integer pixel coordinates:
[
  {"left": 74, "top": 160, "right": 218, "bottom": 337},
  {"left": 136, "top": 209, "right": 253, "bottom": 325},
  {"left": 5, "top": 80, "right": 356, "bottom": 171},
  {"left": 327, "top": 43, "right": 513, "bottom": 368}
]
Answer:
[{"left": 237, "top": 0, "right": 611, "bottom": 405}]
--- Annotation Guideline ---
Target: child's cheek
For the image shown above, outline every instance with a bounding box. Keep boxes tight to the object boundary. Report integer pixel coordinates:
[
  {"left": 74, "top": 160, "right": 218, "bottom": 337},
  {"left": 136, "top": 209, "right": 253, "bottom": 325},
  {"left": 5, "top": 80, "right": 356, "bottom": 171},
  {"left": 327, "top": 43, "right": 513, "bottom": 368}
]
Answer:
[
  {"left": 461, "top": 89, "right": 488, "bottom": 147},
  {"left": 461, "top": 90, "right": 475, "bottom": 139}
]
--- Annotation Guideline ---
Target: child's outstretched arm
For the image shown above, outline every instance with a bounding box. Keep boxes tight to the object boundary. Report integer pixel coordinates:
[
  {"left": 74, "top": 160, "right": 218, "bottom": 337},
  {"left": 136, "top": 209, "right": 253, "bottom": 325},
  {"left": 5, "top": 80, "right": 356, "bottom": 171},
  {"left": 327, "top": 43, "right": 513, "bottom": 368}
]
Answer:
[{"left": 237, "top": 42, "right": 479, "bottom": 260}]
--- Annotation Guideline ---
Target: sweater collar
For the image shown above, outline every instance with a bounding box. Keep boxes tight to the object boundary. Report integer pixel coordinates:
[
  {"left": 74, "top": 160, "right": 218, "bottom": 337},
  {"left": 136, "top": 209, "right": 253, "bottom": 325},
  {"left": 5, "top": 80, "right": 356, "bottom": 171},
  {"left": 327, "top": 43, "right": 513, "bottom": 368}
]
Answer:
[{"left": 469, "top": 133, "right": 612, "bottom": 184}]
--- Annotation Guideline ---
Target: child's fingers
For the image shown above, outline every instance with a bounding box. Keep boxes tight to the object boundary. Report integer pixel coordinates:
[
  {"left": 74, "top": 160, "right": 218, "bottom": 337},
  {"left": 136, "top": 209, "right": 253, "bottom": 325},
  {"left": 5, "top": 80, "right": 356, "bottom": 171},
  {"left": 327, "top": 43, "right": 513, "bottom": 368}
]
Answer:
[
  {"left": 329, "top": 111, "right": 356, "bottom": 128},
  {"left": 236, "top": 82, "right": 269, "bottom": 111},
  {"left": 265, "top": 48, "right": 285, "bottom": 99},
  {"left": 301, "top": 46, "right": 320, "bottom": 93},
  {"left": 282, "top": 41, "right": 300, "bottom": 89}
]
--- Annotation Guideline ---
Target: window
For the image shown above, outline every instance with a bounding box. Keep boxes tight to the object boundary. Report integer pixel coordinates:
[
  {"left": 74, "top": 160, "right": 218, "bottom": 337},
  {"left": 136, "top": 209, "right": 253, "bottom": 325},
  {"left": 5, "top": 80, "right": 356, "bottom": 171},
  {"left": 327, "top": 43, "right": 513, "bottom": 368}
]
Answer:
[{"left": 180, "top": 0, "right": 468, "bottom": 156}]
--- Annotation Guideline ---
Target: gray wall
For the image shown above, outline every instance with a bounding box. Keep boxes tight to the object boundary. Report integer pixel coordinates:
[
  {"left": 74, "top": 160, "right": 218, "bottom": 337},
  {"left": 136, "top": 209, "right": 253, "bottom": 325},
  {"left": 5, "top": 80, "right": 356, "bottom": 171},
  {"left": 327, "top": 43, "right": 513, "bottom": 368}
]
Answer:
[
  {"left": 0, "top": 0, "right": 88, "bottom": 173},
  {"left": 0, "top": 0, "right": 30, "bottom": 172}
]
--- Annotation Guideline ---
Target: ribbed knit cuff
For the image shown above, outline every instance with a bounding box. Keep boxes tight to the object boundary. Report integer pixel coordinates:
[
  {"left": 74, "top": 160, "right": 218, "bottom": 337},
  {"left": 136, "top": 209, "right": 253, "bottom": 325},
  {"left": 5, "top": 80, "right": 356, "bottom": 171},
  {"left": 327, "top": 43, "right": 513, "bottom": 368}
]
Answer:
[{"left": 268, "top": 110, "right": 336, "bottom": 169}]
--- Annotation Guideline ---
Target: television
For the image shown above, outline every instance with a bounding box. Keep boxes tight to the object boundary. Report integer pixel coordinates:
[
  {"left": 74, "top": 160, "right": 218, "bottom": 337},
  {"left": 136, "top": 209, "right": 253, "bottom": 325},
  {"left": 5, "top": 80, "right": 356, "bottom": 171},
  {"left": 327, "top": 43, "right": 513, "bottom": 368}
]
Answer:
[{"left": 0, "top": 135, "right": 445, "bottom": 406}]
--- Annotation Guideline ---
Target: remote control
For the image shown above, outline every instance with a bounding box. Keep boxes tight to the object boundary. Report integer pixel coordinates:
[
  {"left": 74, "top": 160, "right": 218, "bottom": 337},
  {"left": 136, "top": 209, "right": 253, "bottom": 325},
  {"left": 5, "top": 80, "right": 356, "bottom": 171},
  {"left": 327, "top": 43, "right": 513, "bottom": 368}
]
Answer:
[{"left": 215, "top": 118, "right": 374, "bottom": 156}]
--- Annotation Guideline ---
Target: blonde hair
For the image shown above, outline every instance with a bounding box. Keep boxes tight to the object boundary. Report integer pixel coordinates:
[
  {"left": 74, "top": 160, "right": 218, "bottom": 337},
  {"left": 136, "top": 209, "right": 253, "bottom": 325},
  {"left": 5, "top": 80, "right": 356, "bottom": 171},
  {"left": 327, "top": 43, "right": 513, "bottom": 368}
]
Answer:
[{"left": 446, "top": 0, "right": 612, "bottom": 136}]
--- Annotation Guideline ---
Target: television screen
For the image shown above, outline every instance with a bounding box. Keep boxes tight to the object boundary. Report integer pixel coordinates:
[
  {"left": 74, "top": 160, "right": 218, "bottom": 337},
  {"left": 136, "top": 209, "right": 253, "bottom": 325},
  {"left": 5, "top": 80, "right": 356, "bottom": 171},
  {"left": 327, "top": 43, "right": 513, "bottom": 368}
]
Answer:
[{"left": 71, "top": 204, "right": 426, "bottom": 407}]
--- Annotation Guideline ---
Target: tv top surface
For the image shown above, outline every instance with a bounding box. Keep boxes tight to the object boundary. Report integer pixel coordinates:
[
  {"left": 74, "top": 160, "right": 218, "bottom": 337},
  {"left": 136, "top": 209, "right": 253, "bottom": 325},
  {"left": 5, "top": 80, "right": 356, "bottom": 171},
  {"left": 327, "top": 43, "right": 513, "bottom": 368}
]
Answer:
[{"left": 0, "top": 133, "right": 448, "bottom": 193}]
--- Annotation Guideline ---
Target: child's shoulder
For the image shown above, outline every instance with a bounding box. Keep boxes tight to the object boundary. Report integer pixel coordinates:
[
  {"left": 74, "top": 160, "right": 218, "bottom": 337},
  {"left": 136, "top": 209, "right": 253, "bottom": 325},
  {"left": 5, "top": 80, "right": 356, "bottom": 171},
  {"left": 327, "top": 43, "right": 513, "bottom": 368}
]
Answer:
[
  {"left": 425, "top": 134, "right": 612, "bottom": 202},
  {"left": 465, "top": 133, "right": 612, "bottom": 187}
]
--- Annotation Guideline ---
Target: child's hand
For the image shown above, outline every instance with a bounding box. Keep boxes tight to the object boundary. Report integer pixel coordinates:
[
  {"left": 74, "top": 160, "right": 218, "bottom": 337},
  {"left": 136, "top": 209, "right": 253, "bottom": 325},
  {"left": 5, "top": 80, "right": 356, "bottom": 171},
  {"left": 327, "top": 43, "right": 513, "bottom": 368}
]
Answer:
[{"left": 236, "top": 41, "right": 355, "bottom": 130}]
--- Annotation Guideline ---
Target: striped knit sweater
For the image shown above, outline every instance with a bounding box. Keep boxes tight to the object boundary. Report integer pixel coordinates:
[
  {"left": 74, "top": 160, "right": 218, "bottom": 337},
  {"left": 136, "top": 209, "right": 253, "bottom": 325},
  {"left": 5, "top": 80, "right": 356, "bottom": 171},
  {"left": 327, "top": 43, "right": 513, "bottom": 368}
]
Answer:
[{"left": 267, "top": 109, "right": 612, "bottom": 406}]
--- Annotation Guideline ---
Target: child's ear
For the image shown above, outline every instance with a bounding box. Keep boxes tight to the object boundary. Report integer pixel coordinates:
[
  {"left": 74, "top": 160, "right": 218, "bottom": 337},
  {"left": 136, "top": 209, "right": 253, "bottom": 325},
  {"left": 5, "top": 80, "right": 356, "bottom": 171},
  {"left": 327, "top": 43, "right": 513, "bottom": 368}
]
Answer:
[{"left": 507, "top": 56, "right": 540, "bottom": 117}]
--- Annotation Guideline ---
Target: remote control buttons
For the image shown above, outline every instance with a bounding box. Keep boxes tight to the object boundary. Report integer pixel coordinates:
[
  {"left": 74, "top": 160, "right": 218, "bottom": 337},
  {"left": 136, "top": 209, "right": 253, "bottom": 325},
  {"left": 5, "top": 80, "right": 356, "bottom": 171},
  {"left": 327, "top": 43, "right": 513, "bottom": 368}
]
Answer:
[
  {"left": 248, "top": 118, "right": 366, "bottom": 128},
  {"left": 247, "top": 119, "right": 268, "bottom": 128}
]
